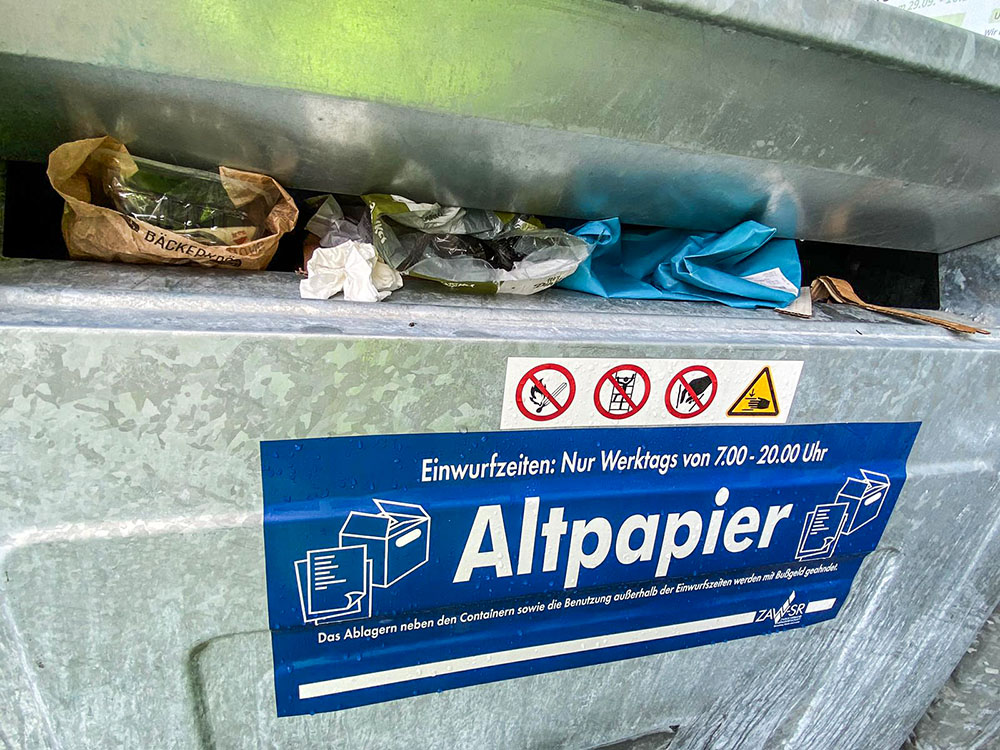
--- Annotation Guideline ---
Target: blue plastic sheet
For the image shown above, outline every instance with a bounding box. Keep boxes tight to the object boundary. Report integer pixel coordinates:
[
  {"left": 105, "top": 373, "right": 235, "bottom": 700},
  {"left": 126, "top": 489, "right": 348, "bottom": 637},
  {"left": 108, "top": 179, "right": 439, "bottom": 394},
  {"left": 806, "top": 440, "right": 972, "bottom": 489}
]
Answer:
[{"left": 558, "top": 219, "right": 801, "bottom": 308}]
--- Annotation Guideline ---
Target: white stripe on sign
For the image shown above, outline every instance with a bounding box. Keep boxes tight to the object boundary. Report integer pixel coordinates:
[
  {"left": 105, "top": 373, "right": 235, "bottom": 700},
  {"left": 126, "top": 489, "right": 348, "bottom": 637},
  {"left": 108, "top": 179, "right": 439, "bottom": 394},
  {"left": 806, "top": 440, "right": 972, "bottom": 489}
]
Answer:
[
  {"left": 500, "top": 357, "right": 803, "bottom": 429},
  {"left": 805, "top": 598, "right": 837, "bottom": 613},
  {"left": 299, "top": 610, "right": 757, "bottom": 700}
]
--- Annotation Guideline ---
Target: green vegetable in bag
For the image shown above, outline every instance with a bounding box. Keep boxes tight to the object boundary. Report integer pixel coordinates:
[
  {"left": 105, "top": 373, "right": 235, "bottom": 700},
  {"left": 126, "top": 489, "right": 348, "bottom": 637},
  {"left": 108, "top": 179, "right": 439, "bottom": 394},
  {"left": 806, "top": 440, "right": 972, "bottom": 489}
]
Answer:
[{"left": 100, "top": 150, "right": 269, "bottom": 246}]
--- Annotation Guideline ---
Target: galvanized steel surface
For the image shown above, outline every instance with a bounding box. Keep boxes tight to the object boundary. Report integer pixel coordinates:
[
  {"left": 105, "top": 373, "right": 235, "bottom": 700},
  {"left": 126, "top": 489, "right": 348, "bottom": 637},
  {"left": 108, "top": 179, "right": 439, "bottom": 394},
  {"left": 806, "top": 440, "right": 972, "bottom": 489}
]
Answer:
[
  {"left": 0, "top": 258, "right": 998, "bottom": 749},
  {"left": 905, "top": 608, "right": 1000, "bottom": 750},
  {"left": 901, "top": 238, "right": 1000, "bottom": 750},
  {"left": 0, "top": 161, "right": 5, "bottom": 258},
  {"left": 941, "top": 236, "right": 1000, "bottom": 328},
  {"left": 3, "top": 2, "right": 1000, "bottom": 251}
]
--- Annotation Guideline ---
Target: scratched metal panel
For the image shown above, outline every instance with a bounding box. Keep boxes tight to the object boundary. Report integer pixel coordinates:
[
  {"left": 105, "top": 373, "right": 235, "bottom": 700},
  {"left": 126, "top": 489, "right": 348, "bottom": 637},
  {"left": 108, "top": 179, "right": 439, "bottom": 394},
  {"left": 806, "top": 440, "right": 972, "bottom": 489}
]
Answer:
[
  {"left": 2, "top": 1, "right": 1000, "bottom": 251},
  {"left": 0, "top": 258, "right": 998, "bottom": 748},
  {"left": 940, "top": 234, "right": 1000, "bottom": 329},
  {"left": 900, "top": 236, "right": 1000, "bottom": 750},
  {"left": 904, "top": 608, "right": 1000, "bottom": 750}
]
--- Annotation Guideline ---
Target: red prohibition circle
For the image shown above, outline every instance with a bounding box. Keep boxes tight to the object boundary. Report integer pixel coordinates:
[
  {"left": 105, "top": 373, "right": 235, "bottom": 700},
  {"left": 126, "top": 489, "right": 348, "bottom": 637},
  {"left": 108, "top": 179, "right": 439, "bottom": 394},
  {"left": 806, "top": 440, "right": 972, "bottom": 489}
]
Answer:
[
  {"left": 515, "top": 363, "right": 576, "bottom": 421},
  {"left": 665, "top": 365, "right": 718, "bottom": 419},
  {"left": 593, "top": 364, "right": 651, "bottom": 420}
]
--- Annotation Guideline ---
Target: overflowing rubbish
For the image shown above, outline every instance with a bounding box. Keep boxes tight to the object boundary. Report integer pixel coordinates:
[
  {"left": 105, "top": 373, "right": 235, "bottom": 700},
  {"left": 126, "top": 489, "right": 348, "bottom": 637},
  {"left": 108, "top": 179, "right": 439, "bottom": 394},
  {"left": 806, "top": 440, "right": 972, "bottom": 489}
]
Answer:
[
  {"left": 302, "top": 194, "right": 372, "bottom": 267},
  {"left": 363, "top": 194, "right": 590, "bottom": 294},
  {"left": 47, "top": 137, "right": 297, "bottom": 269},
  {"left": 560, "top": 218, "right": 801, "bottom": 309},
  {"left": 300, "top": 195, "right": 401, "bottom": 302},
  {"left": 301, "top": 242, "right": 402, "bottom": 302}
]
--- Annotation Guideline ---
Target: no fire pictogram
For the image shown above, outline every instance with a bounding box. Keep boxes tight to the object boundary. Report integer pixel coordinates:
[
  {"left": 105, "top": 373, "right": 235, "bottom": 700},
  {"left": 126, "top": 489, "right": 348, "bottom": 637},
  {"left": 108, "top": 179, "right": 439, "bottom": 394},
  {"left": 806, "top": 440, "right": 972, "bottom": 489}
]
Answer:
[
  {"left": 665, "top": 365, "right": 718, "bottom": 419},
  {"left": 515, "top": 363, "right": 576, "bottom": 421},
  {"left": 594, "top": 364, "right": 651, "bottom": 420}
]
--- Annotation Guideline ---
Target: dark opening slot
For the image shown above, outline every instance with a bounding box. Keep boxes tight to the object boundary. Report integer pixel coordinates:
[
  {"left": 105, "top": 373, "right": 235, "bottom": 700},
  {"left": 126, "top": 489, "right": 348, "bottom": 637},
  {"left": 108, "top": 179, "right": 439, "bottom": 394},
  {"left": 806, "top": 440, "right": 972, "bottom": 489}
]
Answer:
[
  {"left": 798, "top": 240, "right": 940, "bottom": 310},
  {"left": 3, "top": 159, "right": 941, "bottom": 309},
  {"left": 4, "top": 160, "right": 66, "bottom": 260}
]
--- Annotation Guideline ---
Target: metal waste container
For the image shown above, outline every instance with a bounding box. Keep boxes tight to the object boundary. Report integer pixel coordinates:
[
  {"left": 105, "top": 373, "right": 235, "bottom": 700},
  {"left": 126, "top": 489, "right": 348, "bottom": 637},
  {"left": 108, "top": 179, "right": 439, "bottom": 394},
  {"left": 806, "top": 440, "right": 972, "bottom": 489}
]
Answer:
[{"left": 1, "top": 2, "right": 999, "bottom": 749}]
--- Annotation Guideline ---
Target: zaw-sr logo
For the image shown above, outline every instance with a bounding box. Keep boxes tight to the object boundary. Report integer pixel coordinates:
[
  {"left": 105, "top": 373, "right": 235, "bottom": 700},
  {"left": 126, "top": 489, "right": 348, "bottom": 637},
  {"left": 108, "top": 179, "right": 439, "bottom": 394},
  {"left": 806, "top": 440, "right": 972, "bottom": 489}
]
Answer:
[
  {"left": 293, "top": 499, "right": 430, "bottom": 625},
  {"left": 755, "top": 591, "right": 806, "bottom": 628}
]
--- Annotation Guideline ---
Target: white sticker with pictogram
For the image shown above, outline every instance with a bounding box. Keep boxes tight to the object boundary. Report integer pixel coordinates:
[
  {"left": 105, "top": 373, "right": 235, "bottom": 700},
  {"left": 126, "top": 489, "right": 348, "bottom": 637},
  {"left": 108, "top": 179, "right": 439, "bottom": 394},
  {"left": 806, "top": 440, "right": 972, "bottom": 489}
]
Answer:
[{"left": 501, "top": 358, "right": 803, "bottom": 429}]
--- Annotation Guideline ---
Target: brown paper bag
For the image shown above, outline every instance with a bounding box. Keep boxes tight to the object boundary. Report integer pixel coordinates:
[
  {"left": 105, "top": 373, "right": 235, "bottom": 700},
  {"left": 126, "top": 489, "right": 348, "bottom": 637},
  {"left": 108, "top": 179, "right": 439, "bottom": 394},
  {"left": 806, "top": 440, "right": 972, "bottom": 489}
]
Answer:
[{"left": 47, "top": 137, "right": 298, "bottom": 270}]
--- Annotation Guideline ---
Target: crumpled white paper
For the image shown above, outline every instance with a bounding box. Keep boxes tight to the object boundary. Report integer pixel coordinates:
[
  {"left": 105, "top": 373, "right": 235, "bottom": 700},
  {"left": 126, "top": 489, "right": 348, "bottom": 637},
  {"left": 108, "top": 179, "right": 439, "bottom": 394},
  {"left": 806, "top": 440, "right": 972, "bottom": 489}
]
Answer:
[{"left": 300, "top": 241, "right": 403, "bottom": 302}]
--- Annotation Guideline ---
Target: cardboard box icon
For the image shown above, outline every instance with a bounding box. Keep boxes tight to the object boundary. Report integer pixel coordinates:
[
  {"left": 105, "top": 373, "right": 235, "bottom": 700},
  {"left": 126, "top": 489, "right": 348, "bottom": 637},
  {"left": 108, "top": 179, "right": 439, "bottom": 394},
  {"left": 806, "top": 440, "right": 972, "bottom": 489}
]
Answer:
[
  {"left": 839, "top": 469, "right": 891, "bottom": 534},
  {"left": 339, "top": 499, "right": 430, "bottom": 588}
]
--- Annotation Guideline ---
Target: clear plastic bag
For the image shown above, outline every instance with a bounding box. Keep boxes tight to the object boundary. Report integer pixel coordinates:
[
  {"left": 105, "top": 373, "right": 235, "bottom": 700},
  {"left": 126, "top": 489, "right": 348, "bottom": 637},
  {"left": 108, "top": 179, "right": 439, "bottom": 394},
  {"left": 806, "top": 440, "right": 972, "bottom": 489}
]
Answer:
[
  {"left": 363, "top": 194, "right": 591, "bottom": 294},
  {"left": 97, "top": 149, "right": 271, "bottom": 246}
]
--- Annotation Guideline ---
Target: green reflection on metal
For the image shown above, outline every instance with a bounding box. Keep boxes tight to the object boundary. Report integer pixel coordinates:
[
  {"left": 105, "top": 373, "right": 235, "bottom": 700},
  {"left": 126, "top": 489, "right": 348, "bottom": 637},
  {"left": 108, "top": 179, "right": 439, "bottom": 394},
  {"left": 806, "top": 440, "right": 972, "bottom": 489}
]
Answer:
[
  {"left": 168, "top": 0, "right": 654, "bottom": 128},
  {"left": 178, "top": 0, "right": 544, "bottom": 108},
  {"left": 0, "top": 0, "right": 676, "bottom": 136}
]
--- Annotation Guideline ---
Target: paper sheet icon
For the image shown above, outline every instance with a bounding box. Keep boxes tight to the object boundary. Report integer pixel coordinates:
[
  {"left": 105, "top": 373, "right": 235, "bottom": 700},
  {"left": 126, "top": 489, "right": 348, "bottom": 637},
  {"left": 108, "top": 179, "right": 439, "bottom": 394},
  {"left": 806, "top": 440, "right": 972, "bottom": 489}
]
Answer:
[
  {"left": 796, "top": 469, "right": 891, "bottom": 561},
  {"left": 797, "top": 502, "right": 849, "bottom": 561},
  {"left": 295, "top": 546, "right": 372, "bottom": 624}
]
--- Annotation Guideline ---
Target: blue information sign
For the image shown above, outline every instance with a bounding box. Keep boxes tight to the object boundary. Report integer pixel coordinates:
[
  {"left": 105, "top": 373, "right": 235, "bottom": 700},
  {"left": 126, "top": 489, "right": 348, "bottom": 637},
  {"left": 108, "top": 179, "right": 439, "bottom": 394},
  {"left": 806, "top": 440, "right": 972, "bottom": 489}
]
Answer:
[{"left": 262, "top": 423, "right": 919, "bottom": 716}]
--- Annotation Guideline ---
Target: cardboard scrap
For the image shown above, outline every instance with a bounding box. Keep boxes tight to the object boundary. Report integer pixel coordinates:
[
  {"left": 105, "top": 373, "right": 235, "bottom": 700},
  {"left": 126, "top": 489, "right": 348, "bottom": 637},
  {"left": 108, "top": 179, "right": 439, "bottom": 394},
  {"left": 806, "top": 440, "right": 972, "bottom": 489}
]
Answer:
[
  {"left": 810, "top": 276, "right": 989, "bottom": 335},
  {"left": 776, "top": 287, "right": 813, "bottom": 319}
]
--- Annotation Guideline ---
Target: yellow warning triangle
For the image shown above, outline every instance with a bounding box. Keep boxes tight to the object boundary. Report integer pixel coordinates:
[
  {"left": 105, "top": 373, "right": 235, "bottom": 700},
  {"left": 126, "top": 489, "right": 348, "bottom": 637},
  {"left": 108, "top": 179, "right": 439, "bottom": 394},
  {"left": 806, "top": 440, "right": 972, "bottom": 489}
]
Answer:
[{"left": 728, "top": 367, "right": 780, "bottom": 416}]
